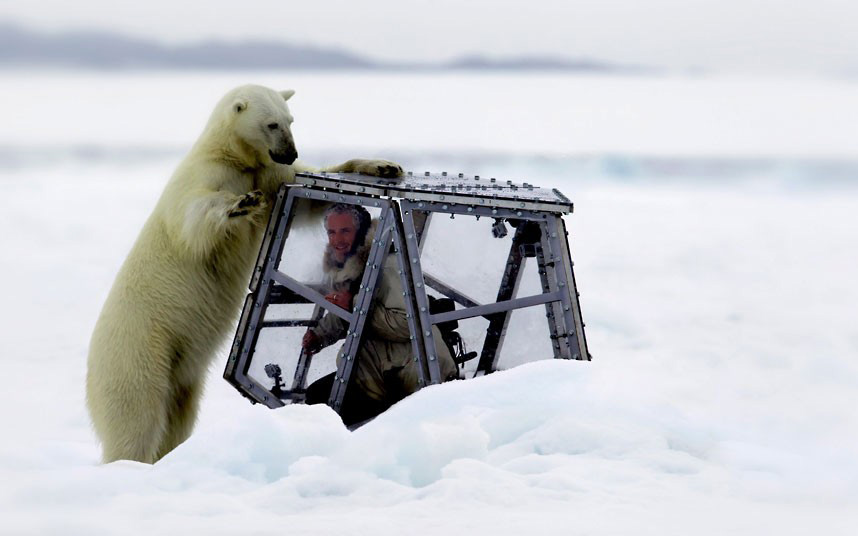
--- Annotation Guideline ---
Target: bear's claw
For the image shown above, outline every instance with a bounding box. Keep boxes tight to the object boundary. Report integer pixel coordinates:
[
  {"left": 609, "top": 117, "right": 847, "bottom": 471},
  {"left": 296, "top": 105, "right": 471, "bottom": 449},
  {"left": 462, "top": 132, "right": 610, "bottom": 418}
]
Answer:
[
  {"left": 229, "top": 190, "right": 265, "bottom": 218},
  {"left": 375, "top": 164, "right": 403, "bottom": 178}
]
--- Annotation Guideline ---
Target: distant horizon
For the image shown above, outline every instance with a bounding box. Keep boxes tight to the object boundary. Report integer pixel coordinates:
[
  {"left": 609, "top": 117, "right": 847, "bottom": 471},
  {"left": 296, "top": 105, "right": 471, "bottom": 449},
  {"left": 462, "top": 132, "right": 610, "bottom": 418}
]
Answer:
[
  {"left": 1, "top": 0, "right": 856, "bottom": 76},
  {"left": 0, "top": 21, "right": 652, "bottom": 74}
]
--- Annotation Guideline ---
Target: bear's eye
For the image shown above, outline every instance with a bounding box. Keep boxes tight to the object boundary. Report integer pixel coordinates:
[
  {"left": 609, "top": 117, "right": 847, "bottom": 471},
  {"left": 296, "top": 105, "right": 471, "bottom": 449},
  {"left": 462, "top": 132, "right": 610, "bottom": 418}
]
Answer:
[{"left": 267, "top": 123, "right": 279, "bottom": 130}]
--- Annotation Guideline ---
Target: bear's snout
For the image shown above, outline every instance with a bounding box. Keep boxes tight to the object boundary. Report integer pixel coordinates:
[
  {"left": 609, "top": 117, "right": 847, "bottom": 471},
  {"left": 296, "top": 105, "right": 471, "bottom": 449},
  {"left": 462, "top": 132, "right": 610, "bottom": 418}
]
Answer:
[{"left": 269, "top": 147, "right": 298, "bottom": 165}]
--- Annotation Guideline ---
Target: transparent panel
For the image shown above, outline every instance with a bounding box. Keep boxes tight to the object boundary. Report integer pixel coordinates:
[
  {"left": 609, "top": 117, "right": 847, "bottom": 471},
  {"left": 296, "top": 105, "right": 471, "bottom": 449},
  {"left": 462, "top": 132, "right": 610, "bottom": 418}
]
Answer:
[
  {"left": 418, "top": 212, "right": 515, "bottom": 306},
  {"left": 246, "top": 323, "right": 340, "bottom": 401},
  {"left": 437, "top": 311, "right": 490, "bottom": 379},
  {"left": 246, "top": 198, "right": 392, "bottom": 405},
  {"left": 274, "top": 198, "right": 384, "bottom": 291},
  {"left": 420, "top": 213, "right": 557, "bottom": 373},
  {"left": 275, "top": 197, "right": 327, "bottom": 286},
  {"left": 494, "top": 244, "right": 556, "bottom": 369}
]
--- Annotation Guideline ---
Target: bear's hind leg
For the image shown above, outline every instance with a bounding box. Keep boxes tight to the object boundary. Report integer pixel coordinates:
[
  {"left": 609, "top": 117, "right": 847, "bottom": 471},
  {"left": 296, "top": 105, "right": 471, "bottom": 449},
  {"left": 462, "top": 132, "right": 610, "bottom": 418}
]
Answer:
[
  {"left": 96, "top": 379, "right": 171, "bottom": 464},
  {"left": 155, "top": 378, "right": 204, "bottom": 461}
]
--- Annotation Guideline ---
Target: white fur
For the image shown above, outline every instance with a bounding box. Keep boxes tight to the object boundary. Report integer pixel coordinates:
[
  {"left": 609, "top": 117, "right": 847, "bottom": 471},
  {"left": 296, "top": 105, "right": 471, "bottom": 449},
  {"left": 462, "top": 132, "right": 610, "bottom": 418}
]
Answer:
[{"left": 86, "top": 84, "right": 401, "bottom": 463}]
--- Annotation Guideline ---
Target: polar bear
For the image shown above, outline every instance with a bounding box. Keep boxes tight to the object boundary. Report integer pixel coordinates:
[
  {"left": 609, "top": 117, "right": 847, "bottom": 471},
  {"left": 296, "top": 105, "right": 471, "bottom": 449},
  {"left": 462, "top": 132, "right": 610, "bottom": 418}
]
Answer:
[{"left": 86, "top": 84, "right": 402, "bottom": 464}]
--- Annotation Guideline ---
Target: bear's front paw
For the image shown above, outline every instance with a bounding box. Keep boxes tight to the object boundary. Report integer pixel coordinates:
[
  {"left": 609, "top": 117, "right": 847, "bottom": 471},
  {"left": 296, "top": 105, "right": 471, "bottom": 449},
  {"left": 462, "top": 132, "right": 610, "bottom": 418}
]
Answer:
[
  {"left": 228, "top": 190, "right": 266, "bottom": 218},
  {"left": 351, "top": 159, "right": 404, "bottom": 180}
]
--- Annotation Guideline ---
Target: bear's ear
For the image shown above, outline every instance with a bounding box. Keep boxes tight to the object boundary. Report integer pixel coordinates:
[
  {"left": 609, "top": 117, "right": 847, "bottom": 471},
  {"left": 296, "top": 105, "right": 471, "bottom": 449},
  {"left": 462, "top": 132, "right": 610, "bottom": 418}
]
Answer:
[
  {"left": 233, "top": 99, "right": 247, "bottom": 113},
  {"left": 280, "top": 89, "right": 296, "bottom": 101}
]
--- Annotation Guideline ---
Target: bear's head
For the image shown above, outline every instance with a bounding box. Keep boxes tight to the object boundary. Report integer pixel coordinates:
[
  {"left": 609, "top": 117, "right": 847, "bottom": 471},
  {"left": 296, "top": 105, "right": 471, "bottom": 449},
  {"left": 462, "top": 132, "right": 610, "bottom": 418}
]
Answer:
[{"left": 216, "top": 84, "right": 299, "bottom": 167}]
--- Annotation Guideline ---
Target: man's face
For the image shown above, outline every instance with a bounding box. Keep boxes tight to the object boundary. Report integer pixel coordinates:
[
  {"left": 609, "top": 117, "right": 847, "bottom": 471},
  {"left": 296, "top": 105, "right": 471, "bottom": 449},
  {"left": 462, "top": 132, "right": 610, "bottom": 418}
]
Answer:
[{"left": 326, "top": 212, "right": 358, "bottom": 263}]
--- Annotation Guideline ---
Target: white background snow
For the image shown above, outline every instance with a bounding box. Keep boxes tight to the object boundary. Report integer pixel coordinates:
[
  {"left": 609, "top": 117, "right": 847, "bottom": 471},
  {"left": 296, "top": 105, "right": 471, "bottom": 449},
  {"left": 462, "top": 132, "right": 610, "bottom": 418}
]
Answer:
[{"left": 1, "top": 71, "right": 857, "bottom": 535}]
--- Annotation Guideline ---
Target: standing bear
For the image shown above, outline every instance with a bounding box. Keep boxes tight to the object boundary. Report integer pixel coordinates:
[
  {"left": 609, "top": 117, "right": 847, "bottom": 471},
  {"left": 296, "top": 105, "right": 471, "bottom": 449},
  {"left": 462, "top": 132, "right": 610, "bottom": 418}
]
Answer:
[{"left": 86, "top": 84, "right": 402, "bottom": 464}]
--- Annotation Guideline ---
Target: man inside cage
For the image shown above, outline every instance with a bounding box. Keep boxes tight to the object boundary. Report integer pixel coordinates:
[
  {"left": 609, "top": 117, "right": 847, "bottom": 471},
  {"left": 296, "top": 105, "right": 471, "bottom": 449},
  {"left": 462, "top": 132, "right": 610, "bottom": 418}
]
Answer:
[{"left": 302, "top": 202, "right": 457, "bottom": 424}]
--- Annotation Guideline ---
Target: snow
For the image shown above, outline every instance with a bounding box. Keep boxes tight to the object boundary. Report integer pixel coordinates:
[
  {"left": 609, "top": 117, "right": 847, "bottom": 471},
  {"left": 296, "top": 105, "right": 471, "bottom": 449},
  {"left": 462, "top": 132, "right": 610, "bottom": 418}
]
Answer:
[
  {"left": 1, "top": 70, "right": 858, "bottom": 159},
  {"left": 1, "top": 71, "right": 858, "bottom": 535}
]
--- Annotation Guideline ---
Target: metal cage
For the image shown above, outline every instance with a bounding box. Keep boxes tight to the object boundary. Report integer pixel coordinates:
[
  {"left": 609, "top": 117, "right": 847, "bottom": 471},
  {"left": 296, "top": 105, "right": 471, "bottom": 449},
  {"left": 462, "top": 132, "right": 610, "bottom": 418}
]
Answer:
[{"left": 223, "top": 171, "right": 590, "bottom": 417}]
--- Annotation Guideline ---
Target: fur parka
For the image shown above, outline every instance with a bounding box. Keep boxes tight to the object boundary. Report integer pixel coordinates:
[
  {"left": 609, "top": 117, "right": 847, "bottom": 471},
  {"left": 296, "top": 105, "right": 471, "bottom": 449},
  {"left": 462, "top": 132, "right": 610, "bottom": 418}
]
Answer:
[{"left": 311, "top": 221, "right": 457, "bottom": 402}]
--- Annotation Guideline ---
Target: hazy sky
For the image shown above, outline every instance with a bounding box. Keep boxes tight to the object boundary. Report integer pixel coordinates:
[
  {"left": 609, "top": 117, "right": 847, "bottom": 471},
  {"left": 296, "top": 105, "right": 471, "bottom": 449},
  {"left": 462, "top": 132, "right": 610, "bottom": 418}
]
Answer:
[{"left": 2, "top": 0, "right": 856, "bottom": 73}]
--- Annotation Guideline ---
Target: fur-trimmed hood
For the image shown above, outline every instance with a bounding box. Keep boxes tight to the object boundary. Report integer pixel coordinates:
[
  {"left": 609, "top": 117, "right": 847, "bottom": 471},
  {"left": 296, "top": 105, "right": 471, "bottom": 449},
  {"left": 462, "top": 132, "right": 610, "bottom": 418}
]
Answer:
[{"left": 322, "top": 219, "right": 379, "bottom": 293}]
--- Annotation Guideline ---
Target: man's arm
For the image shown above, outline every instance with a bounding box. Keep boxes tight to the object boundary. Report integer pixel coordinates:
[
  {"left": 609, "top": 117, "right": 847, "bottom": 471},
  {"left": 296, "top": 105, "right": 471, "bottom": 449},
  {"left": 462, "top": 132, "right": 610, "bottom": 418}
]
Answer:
[
  {"left": 302, "top": 290, "right": 352, "bottom": 354},
  {"left": 365, "top": 265, "right": 412, "bottom": 343}
]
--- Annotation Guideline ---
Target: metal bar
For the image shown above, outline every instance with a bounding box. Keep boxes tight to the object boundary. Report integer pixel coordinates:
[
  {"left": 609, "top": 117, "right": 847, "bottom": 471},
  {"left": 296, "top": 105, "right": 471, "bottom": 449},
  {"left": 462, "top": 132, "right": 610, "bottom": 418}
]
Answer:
[
  {"left": 543, "top": 216, "right": 590, "bottom": 361},
  {"left": 412, "top": 210, "right": 432, "bottom": 253},
  {"left": 225, "top": 190, "right": 308, "bottom": 408},
  {"left": 403, "top": 200, "right": 549, "bottom": 221},
  {"left": 250, "top": 184, "right": 291, "bottom": 292},
  {"left": 291, "top": 305, "right": 325, "bottom": 392},
  {"left": 389, "top": 203, "right": 430, "bottom": 389},
  {"left": 401, "top": 202, "right": 443, "bottom": 384},
  {"left": 260, "top": 319, "right": 317, "bottom": 328},
  {"left": 294, "top": 172, "right": 573, "bottom": 213},
  {"left": 475, "top": 223, "right": 530, "bottom": 375},
  {"left": 270, "top": 271, "right": 354, "bottom": 324},
  {"left": 430, "top": 291, "right": 562, "bottom": 325},
  {"left": 404, "top": 191, "right": 570, "bottom": 213},
  {"left": 268, "top": 283, "right": 329, "bottom": 304},
  {"left": 423, "top": 272, "right": 482, "bottom": 309},
  {"left": 295, "top": 173, "right": 391, "bottom": 198},
  {"left": 223, "top": 294, "right": 256, "bottom": 392},
  {"left": 327, "top": 204, "right": 395, "bottom": 410},
  {"left": 224, "top": 284, "right": 284, "bottom": 407},
  {"left": 536, "top": 241, "right": 565, "bottom": 359}
]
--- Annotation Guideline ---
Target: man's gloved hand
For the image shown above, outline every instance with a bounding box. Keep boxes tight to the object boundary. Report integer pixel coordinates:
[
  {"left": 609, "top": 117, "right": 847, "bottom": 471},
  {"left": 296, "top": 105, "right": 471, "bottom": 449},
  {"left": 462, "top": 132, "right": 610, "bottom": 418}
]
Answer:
[
  {"left": 302, "top": 330, "right": 322, "bottom": 355},
  {"left": 325, "top": 290, "right": 353, "bottom": 311}
]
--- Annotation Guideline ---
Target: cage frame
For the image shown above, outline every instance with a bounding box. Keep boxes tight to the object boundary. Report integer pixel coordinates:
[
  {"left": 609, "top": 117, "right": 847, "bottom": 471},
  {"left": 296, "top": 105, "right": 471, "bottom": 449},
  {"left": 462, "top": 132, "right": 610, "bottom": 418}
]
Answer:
[{"left": 224, "top": 171, "right": 590, "bottom": 416}]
